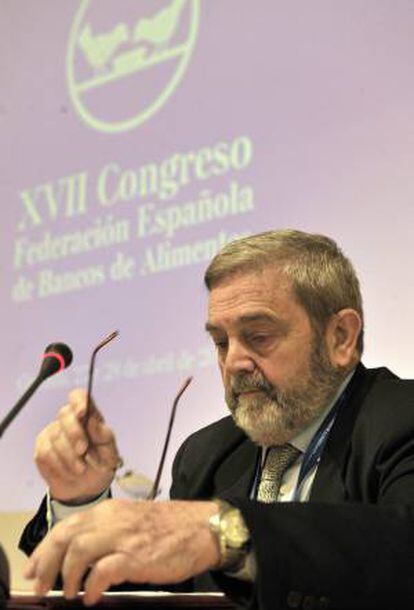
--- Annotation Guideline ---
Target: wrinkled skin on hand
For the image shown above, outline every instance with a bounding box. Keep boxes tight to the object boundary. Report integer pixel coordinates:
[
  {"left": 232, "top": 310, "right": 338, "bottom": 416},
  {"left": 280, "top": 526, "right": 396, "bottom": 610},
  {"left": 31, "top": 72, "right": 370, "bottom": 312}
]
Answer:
[{"left": 24, "top": 499, "right": 221, "bottom": 606}]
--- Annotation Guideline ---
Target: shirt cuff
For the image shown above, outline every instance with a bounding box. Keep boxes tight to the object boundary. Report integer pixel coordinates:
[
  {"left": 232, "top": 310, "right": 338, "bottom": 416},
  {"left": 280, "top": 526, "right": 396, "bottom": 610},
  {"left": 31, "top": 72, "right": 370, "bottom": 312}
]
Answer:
[{"left": 47, "top": 488, "right": 110, "bottom": 528}]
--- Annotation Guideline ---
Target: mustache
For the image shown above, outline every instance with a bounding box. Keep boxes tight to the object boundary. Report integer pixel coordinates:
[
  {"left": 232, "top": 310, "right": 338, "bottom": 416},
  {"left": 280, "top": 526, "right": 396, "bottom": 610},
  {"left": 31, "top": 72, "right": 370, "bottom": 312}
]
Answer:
[{"left": 230, "top": 371, "right": 275, "bottom": 396}]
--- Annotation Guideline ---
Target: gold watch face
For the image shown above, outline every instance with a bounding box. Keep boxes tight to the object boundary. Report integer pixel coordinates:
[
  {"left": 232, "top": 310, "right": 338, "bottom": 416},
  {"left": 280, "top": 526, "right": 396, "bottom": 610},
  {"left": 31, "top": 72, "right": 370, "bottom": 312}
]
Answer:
[{"left": 222, "top": 509, "right": 250, "bottom": 548}]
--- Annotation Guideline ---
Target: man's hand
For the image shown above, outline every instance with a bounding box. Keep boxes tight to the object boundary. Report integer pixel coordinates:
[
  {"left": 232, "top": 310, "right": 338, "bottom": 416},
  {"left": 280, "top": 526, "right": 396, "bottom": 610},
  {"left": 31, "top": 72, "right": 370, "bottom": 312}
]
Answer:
[
  {"left": 24, "top": 499, "right": 221, "bottom": 605},
  {"left": 34, "top": 389, "right": 120, "bottom": 503}
]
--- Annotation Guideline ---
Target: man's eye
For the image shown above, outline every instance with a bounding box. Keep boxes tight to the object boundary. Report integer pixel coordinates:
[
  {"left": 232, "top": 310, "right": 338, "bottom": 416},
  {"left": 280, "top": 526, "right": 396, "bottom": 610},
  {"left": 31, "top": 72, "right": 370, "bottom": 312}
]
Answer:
[
  {"left": 213, "top": 339, "right": 228, "bottom": 350},
  {"left": 248, "top": 334, "right": 270, "bottom": 345}
]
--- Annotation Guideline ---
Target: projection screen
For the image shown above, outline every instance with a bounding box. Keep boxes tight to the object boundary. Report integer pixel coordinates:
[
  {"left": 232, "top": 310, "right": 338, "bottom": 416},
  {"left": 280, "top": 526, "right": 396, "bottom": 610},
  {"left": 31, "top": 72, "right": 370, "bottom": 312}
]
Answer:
[{"left": 1, "top": 0, "right": 414, "bottom": 510}]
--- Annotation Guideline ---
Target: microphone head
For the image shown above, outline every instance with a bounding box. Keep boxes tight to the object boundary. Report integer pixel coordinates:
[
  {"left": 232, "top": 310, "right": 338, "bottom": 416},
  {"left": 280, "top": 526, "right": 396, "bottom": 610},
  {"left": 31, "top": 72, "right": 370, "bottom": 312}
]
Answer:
[{"left": 38, "top": 343, "right": 73, "bottom": 380}]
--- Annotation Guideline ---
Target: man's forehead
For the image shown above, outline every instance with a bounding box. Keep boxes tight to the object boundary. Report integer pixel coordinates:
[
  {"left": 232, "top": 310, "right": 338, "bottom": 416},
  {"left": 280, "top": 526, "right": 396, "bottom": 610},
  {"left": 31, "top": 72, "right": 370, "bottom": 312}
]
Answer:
[
  {"left": 206, "top": 268, "right": 296, "bottom": 329},
  {"left": 205, "top": 310, "right": 287, "bottom": 333},
  {"left": 208, "top": 268, "right": 293, "bottom": 306}
]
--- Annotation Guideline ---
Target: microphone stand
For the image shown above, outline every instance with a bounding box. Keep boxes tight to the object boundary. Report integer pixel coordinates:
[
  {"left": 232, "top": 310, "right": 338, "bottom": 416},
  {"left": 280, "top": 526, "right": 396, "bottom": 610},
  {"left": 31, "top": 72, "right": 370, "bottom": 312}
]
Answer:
[
  {"left": 0, "top": 376, "right": 44, "bottom": 439},
  {"left": 0, "top": 546, "right": 9, "bottom": 604},
  {"left": 0, "top": 377, "right": 46, "bottom": 601},
  {"left": 0, "top": 342, "right": 73, "bottom": 601}
]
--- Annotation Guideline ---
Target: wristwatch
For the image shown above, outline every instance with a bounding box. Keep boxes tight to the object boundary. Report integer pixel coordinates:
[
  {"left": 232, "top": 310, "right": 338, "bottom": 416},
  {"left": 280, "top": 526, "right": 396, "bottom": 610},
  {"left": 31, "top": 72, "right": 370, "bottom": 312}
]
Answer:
[{"left": 208, "top": 499, "right": 251, "bottom": 571}]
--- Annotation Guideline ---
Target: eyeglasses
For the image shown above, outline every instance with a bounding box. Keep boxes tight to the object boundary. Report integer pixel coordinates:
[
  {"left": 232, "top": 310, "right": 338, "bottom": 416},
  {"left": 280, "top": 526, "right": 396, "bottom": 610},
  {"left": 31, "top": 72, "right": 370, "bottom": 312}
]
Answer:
[
  {"left": 86, "top": 331, "right": 192, "bottom": 500},
  {"left": 147, "top": 375, "right": 192, "bottom": 499},
  {"left": 85, "top": 330, "right": 119, "bottom": 427}
]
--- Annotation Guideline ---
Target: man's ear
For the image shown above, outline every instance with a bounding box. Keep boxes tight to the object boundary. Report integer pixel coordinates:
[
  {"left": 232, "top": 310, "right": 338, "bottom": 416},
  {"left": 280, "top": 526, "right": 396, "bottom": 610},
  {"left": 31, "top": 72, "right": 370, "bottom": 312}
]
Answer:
[{"left": 325, "top": 308, "right": 362, "bottom": 367}]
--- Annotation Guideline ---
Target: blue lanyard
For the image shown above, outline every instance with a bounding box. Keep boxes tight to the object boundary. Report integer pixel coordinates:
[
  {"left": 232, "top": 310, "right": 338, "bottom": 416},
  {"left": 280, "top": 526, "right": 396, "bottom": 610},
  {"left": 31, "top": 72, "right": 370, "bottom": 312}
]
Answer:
[{"left": 292, "top": 388, "right": 350, "bottom": 501}]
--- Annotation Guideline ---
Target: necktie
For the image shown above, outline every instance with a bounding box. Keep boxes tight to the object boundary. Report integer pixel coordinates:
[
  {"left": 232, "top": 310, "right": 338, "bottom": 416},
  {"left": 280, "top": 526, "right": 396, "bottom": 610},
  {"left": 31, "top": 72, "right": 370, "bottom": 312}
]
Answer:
[{"left": 257, "top": 444, "right": 301, "bottom": 503}]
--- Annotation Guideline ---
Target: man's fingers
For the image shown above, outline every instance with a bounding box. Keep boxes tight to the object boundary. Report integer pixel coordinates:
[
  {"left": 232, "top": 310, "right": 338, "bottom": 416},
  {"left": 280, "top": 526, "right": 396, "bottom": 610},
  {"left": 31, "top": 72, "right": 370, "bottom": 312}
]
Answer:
[
  {"left": 61, "top": 532, "right": 106, "bottom": 599},
  {"left": 83, "top": 554, "right": 132, "bottom": 606},
  {"left": 68, "top": 388, "right": 88, "bottom": 418},
  {"left": 64, "top": 388, "right": 116, "bottom": 456},
  {"left": 75, "top": 388, "right": 105, "bottom": 426},
  {"left": 23, "top": 554, "right": 37, "bottom": 580},
  {"left": 87, "top": 421, "right": 121, "bottom": 470},
  {"left": 35, "top": 415, "right": 87, "bottom": 479},
  {"left": 61, "top": 526, "right": 127, "bottom": 600},
  {"left": 87, "top": 418, "right": 114, "bottom": 445},
  {"left": 35, "top": 433, "right": 79, "bottom": 482},
  {"left": 51, "top": 430, "right": 86, "bottom": 475},
  {"left": 61, "top": 396, "right": 117, "bottom": 464},
  {"left": 59, "top": 403, "right": 89, "bottom": 455},
  {"left": 29, "top": 523, "right": 70, "bottom": 595}
]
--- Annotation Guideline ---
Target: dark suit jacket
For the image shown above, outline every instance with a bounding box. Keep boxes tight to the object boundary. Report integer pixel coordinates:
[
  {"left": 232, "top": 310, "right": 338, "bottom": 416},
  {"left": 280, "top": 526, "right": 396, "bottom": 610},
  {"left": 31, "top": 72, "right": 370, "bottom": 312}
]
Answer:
[{"left": 20, "top": 364, "right": 414, "bottom": 609}]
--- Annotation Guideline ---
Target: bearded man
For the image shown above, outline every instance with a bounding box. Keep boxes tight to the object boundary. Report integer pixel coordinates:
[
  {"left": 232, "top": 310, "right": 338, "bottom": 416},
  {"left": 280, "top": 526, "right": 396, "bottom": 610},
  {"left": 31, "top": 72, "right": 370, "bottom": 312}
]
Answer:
[{"left": 20, "top": 230, "right": 414, "bottom": 609}]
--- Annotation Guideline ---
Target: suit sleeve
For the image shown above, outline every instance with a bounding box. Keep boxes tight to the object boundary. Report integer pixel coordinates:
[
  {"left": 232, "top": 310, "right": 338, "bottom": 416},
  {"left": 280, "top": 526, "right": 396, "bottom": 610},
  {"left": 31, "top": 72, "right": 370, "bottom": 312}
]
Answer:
[
  {"left": 18, "top": 496, "right": 49, "bottom": 556},
  {"left": 226, "top": 499, "right": 414, "bottom": 610}
]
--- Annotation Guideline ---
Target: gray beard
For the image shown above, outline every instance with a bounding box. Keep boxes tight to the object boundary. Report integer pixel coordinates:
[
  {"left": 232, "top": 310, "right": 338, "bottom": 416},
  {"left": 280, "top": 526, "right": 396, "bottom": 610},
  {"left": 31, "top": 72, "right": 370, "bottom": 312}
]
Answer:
[{"left": 225, "top": 341, "right": 347, "bottom": 446}]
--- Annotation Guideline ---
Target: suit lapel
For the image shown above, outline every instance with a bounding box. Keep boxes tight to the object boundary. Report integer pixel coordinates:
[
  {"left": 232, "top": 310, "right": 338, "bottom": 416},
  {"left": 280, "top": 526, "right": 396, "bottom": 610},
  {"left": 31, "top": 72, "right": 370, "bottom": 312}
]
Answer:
[
  {"left": 310, "top": 363, "right": 376, "bottom": 502},
  {"left": 214, "top": 437, "right": 259, "bottom": 498}
]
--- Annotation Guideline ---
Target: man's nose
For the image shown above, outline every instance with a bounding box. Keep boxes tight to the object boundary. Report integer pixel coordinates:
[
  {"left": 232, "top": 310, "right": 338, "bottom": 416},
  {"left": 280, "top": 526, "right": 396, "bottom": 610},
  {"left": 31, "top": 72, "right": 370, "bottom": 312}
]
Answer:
[{"left": 223, "top": 340, "right": 256, "bottom": 375}]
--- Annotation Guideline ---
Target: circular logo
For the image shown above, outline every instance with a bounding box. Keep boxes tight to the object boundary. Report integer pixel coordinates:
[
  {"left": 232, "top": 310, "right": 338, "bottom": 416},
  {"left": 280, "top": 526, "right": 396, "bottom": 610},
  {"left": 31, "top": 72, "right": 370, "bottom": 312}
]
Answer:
[{"left": 66, "top": 0, "right": 200, "bottom": 134}]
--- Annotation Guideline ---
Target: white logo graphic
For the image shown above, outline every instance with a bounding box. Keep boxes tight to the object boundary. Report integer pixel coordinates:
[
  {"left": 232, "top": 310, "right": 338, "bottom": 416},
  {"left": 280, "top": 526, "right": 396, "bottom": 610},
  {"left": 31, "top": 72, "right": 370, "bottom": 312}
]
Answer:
[{"left": 67, "top": 0, "right": 200, "bottom": 133}]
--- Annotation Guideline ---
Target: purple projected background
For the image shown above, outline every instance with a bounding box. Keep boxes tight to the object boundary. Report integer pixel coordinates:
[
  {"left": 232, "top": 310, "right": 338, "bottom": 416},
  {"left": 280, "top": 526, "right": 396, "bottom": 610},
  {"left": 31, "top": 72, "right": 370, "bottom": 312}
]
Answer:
[{"left": 1, "top": 1, "right": 414, "bottom": 510}]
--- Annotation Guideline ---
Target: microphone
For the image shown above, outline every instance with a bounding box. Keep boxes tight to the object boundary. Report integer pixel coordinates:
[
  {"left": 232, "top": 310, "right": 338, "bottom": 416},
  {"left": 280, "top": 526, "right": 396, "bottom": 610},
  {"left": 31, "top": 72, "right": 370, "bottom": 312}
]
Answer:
[
  {"left": 38, "top": 343, "right": 73, "bottom": 381},
  {"left": 0, "top": 343, "right": 72, "bottom": 601},
  {"left": 0, "top": 342, "right": 73, "bottom": 439}
]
